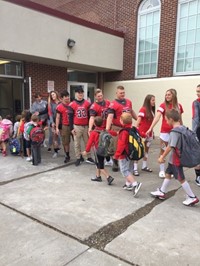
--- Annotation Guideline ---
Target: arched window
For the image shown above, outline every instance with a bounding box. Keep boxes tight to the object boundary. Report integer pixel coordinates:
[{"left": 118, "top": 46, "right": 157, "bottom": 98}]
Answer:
[
  {"left": 174, "top": 0, "right": 200, "bottom": 75},
  {"left": 135, "top": 0, "right": 161, "bottom": 78}
]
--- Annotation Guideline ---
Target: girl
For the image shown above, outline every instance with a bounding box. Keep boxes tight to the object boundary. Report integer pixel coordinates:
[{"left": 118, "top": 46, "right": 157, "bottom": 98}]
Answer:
[
  {"left": 0, "top": 115, "right": 13, "bottom": 157},
  {"left": 133, "top": 94, "right": 155, "bottom": 176},
  {"left": 146, "top": 89, "right": 183, "bottom": 178}
]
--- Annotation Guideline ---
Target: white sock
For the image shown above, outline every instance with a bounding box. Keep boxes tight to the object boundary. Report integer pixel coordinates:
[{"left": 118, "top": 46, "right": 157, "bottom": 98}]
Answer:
[
  {"left": 182, "top": 181, "right": 195, "bottom": 198},
  {"left": 134, "top": 162, "right": 138, "bottom": 171},
  {"left": 142, "top": 160, "right": 147, "bottom": 169},
  {"left": 126, "top": 181, "right": 131, "bottom": 186},
  {"left": 160, "top": 163, "right": 165, "bottom": 172},
  {"left": 160, "top": 178, "right": 171, "bottom": 193},
  {"left": 132, "top": 181, "right": 137, "bottom": 187}
]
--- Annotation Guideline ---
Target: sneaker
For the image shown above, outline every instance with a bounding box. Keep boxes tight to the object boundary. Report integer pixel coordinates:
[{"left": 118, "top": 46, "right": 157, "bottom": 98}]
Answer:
[
  {"left": 195, "top": 176, "right": 200, "bottom": 187},
  {"left": 123, "top": 184, "right": 133, "bottom": 191},
  {"left": 2, "top": 151, "right": 7, "bottom": 157},
  {"left": 133, "top": 182, "right": 142, "bottom": 197},
  {"left": 105, "top": 159, "right": 113, "bottom": 166},
  {"left": 86, "top": 157, "right": 95, "bottom": 164},
  {"left": 107, "top": 176, "right": 114, "bottom": 185},
  {"left": 26, "top": 157, "right": 32, "bottom": 162},
  {"left": 75, "top": 158, "right": 81, "bottom": 166},
  {"left": 182, "top": 195, "right": 199, "bottom": 206},
  {"left": 133, "top": 170, "right": 139, "bottom": 176},
  {"left": 47, "top": 148, "right": 51, "bottom": 152},
  {"left": 91, "top": 176, "right": 102, "bottom": 182},
  {"left": 150, "top": 188, "right": 165, "bottom": 200},
  {"left": 64, "top": 155, "right": 70, "bottom": 163},
  {"left": 159, "top": 171, "right": 165, "bottom": 178},
  {"left": 52, "top": 152, "right": 58, "bottom": 159}
]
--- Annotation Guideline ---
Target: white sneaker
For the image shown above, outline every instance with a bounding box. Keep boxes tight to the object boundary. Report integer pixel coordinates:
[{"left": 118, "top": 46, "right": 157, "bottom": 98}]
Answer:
[
  {"left": 182, "top": 195, "right": 199, "bottom": 206},
  {"left": 52, "top": 152, "right": 58, "bottom": 158},
  {"left": 159, "top": 171, "right": 165, "bottom": 178},
  {"left": 150, "top": 188, "right": 165, "bottom": 200},
  {"left": 133, "top": 182, "right": 142, "bottom": 197},
  {"left": 105, "top": 159, "right": 113, "bottom": 166},
  {"left": 26, "top": 157, "right": 32, "bottom": 162}
]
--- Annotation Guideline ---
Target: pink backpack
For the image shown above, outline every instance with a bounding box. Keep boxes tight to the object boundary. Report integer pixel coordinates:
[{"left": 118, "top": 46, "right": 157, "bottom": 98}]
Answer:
[{"left": 0, "top": 119, "right": 12, "bottom": 141}]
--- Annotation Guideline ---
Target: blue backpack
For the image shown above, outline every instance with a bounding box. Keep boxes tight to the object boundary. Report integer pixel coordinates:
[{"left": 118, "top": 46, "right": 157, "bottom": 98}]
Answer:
[{"left": 9, "top": 138, "right": 21, "bottom": 155}]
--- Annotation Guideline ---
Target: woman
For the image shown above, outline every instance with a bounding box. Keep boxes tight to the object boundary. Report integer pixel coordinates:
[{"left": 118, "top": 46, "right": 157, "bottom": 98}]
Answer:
[
  {"left": 48, "top": 91, "right": 61, "bottom": 158},
  {"left": 146, "top": 89, "right": 183, "bottom": 178},
  {"left": 133, "top": 94, "right": 155, "bottom": 176}
]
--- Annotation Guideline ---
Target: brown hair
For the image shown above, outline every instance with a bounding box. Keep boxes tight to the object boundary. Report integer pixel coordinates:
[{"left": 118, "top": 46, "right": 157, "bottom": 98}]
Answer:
[
  {"left": 165, "top": 109, "right": 180, "bottom": 122},
  {"left": 120, "top": 112, "right": 132, "bottom": 124},
  {"left": 165, "top": 88, "right": 179, "bottom": 110},
  {"left": 143, "top": 94, "right": 155, "bottom": 120},
  {"left": 94, "top": 88, "right": 102, "bottom": 96},
  {"left": 94, "top": 116, "right": 103, "bottom": 127},
  {"left": 31, "top": 114, "right": 39, "bottom": 123}
]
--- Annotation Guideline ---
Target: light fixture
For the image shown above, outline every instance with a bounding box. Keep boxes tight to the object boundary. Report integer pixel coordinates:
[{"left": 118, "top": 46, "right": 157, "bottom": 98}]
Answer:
[
  {"left": 0, "top": 60, "right": 10, "bottom": 65},
  {"left": 67, "top": 38, "right": 76, "bottom": 48}
]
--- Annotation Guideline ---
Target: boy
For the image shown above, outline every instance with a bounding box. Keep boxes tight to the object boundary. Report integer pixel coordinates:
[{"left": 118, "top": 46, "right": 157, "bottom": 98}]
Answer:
[
  {"left": 151, "top": 109, "right": 199, "bottom": 206},
  {"left": 27, "top": 114, "right": 43, "bottom": 166},
  {"left": 114, "top": 112, "right": 142, "bottom": 197},
  {"left": 82, "top": 116, "right": 115, "bottom": 185}
]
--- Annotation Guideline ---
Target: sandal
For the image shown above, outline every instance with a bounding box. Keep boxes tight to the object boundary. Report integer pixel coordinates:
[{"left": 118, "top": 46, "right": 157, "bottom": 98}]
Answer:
[
  {"left": 142, "top": 167, "right": 152, "bottom": 172},
  {"left": 133, "top": 170, "right": 140, "bottom": 176}
]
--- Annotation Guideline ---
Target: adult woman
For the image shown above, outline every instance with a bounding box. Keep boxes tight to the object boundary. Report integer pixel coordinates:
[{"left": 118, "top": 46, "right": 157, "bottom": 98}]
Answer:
[
  {"left": 133, "top": 94, "right": 155, "bottom": 176},
  {"left": 48, "top": 90, "right": 61, "bottom": 158},
  {"left": 146, "top": 89, "right": 183, "bottom": 178}
]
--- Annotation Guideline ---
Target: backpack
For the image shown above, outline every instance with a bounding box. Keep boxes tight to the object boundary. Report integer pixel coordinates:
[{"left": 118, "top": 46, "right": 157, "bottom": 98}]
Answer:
[
  {"left": 122, "top": 127, "right": 145, "bottom": 160},
  {"left": 96, "top": 130, "right": 115, "bottom": 157},
  {"left": 172, "top": 126, "right": 200, "bottom": 168},
  {"left": 0, "top": 120, "right": 12, "bottom": 142},
  {"left": 9, "top": 138, "right": 21, "bottom": 155},
  {"left": 30, "top": 126, "right": 45, "bottom": 145}
]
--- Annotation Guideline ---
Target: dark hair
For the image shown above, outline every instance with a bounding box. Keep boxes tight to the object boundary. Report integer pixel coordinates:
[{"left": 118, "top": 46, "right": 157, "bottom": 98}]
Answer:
[
  {"left": 165, "top": 109, "right": 180, "bottom": 122},
  {"left": 143, "top": 94, "right": 155, "bottom": 120},
  {"left": 94, "top": 116, "right": 103, "bottom": 127},
  {"left": 60, "top": 90, "right": 69, "bottom": 98},
  {"left": 34, "top": 93, "right": 41, "bottom": 98},
  {"left": 24, "top": 111, "right": 32, "bottom": 123}
]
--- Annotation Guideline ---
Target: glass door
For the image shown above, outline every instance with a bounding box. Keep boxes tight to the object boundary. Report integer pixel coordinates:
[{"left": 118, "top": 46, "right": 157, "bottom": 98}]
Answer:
[{"left": 68, "top": 82, "right": 96, "bottom": 103}]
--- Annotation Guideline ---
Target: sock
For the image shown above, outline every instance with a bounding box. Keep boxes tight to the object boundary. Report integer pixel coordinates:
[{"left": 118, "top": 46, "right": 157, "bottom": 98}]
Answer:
[
  {"left": 132, "top": 181, "right": 137, "bottom": 187},
  {"left": 142, "top": 160, "right": 147, "bottom": 169},
  {"left": 160, "top": 178, "right": 171, "bottom": 193},
  {"left": 160, "top": 163, "right": 165, "bottom": 172},
  {"left": 66, "top": 152, "right": 70, "bottom": 158},
  {"left": 182, "top": 181, "right": 195, "bottom": 198},
  {"left": 134, "top": 162, "right": 138, "bottom": 171},
  {"left": 126, "top": 181, "right": 131, "bottom": 186}
]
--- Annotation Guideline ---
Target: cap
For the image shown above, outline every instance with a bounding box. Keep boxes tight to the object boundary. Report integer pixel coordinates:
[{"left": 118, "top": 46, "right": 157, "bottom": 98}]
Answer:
[{"left": 75, "top": 86, "right": 84, "bottom": 93}]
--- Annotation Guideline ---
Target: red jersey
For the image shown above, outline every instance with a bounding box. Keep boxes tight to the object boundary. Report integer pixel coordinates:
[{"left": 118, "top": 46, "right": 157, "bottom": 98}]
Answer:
[
  {"left": 89, "top": 99, "right": 110, "bottom": 128},
  {"left": 157, "top": 103, "right": 184, "bottom": 133},
  {"left": 69, "top": 99, "right": 90, "bottom": 126},
  {"left": 108, "top": 99, "right": 133, "bottom": 127},
  {"left": 138, "top": 106, "right": 154, "bottom": 137},
  {"left": 56, "top": 103, "right": 69, "bottom": 126},
  {"left": 114, "top": 123, "right": 132, "bottom": 160}
]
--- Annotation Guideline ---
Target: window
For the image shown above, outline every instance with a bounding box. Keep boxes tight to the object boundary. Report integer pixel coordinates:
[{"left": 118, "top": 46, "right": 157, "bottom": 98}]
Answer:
[
  {"left": 174, "top": 0, "right": 200, "bottom": 75},
  {"left": 0, "top": 59, "right": 23, "bottom": 78},
  {"left": 135, "top": 0, "right": 161, "bottom": 78}
]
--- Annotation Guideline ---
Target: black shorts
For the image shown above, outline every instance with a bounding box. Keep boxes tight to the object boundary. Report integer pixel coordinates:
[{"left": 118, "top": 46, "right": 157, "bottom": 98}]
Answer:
[
  {"left": 96, "top": 154, "right": 105, "bottom": 169},
  {"left": 165, "top": 163, "right": 185, "bottom": 181}
]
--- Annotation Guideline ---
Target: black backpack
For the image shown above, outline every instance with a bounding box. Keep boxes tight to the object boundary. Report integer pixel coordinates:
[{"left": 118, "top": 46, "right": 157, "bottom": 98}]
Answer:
[
  {"left": 172, "top": 126, "right": 200, "bottom": 168},
  {"left": 122, "top": 127, "right": 145, "bottom": 160},
  {"left": 96, "top": 130, "right": 115, "bottom": 157}
]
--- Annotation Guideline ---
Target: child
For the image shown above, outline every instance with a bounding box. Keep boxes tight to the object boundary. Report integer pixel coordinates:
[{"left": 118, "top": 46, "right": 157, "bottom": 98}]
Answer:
[
  {"left": 23, "top": 111, "right": 32, "bottom": 162},
  {"left": 114, "top": 113, "right": 142, "bottom": 196},
  {"left": 27, "top": 114, "right": 43, "bottom": 166},
  {"left": 151, "top": 109, "right": 199, "bottom": 206},
  {"left": 0, "top": 115, "right": 13, "bottom": 157},
  {"left": 13, "top": 114, "right": 22, "bottom": 138},
  {"left": 82, "top": 116, "right": 115, "bottom": 185}
]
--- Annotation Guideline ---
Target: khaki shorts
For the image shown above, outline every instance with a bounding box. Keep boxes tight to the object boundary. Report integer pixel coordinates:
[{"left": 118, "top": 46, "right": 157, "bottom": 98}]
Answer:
[{"left": 61, "top": 125, "right": 70, "bottom": 145}]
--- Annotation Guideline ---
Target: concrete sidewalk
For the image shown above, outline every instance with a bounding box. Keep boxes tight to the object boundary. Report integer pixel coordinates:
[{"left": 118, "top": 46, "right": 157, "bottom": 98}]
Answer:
[{"left": 0, "top": 141, "right": 200, "bottom": 266}]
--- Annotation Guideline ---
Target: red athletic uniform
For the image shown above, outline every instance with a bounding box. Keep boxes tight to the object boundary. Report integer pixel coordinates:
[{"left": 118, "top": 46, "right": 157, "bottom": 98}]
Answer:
[
  {"left": 68, "top": 99, "right": 90, "bottom": 127},
  {"left": 56, "top": 103, "right": 69, "bottom": 125},
  {"left": 89, "top": 99, "right": 110, "bottom": 128},
  {"left": 107, "top": 99, "right": 133, "bottom": 127},
  {"left": 157, "top": 103, "right": 184, "bottom": 133},
  {"left": 138, "top": 106, "right": 154, "bottom": 137}
]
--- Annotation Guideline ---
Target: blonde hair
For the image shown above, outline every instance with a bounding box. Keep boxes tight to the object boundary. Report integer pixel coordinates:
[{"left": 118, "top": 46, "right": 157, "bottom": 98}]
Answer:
[{"left": 120, "top": 112, "right": 132, "bottom": 124}]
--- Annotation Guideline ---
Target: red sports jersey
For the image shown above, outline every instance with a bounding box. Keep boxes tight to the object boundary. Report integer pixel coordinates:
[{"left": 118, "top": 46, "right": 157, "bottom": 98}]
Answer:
[
  {"left": 89, "top": 99, "right": 110, "bottom": 128},
  {"left": 108, "top": 99, "right": 133, "bottom": 127},
  {"left": 69, "top": 99, "right": 90, "bottom": 125},
  {"left": 157, "top": 102, "right": 184, "bottom": 133},
  {"left": 56, "top": 103, "right": 69, "bottom": 126},
  {"left": 138, "top": 106, "right": 154, "bottom": 137}
]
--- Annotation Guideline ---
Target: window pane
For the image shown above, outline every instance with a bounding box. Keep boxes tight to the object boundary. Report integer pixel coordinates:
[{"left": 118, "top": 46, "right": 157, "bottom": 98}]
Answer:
[
  {"left": 147, "top": 13, "right": 153, "bottom": 25},
  {"left": 146, "top": 26, "right": 153, "bottom": 38},
  {"left": 138, "top": 52, "right": 144, "bottom": 63},
  {"left": 151, "top": 50, "right": 157, "bottom": 61},
  {"left": 185, "top": 58, "right": 193, "bottom": 71},
  {"left": 139, "top": 40, "right": 145, "bottom": 51},
  {"left": 180, "top": 3, "right": 189, "bottom": 18},
  {"left": 140, "top": 27, "right": 146, "bottom": 39},
  {"left": 153, "top": 10, "right": 159, "bottom": 24},
  {"left": 186, "top": 44, "right": 195, "bottom": 58},
  {"left": 177, "top": 60, "right": 184, "bottom": 72},
  {"left": 145, "top": 39, "right": 152, "bottom": 50},
  {"left": 187, "top": 29, "right": 196, "bottom": 44},
  {"left": 177, "top": 45, "right": 186, "bottom": 59},
  {"left": 189, "top": 0, "right": 198, "bottom": 16},
  {"left": 153, "top": 23, "right": 159, "bottom": 37},
  {"left": 144, "top": 64, "right": 150, "bottom": 75},
  {"left": 194, "top": 57, "right": 200, "bottom": 70},
  {"left": 138, "top": 65, "right": 144, "bottom": 75},
  {"left": 150, "top": 63, "right": 157, "bottom": 74},
  {"left": 179, "top": 17, "right": 188, "bottom": 32},
  {"left": 179, "top": 31, "right": 187, "bottom": 45},
  {"left": 197, "top": 14, "right": 200, "bottom": 28},
  {"left": 194, "top": 43, "right": 200, "bottom": 57},
  {"left": 188, "top": 15, "right": 196, "bottom": 30},
  {"left": 140, "top": 15, "right": 146, "bottom": 27},
  {"left": 152, "top": 37, "right": 158, "bottom": 49},
  {"left": 144, "top": 51, "right": 151, "bottom": 63}
]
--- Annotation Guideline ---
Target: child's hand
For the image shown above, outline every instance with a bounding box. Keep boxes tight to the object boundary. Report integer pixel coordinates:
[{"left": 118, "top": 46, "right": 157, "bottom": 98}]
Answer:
[
  {"left": 158, "top": 155, "right": 165, "bottom": 163},
  {"left": 82, "top": 151, "right": 87, "bottom": 156}
]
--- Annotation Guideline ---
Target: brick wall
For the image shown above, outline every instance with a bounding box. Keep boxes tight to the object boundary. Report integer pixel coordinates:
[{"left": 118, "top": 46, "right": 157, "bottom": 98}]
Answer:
[
  {"left": 30, "top": 0, "right": 179, "bottom": 81},
  {"left": 24, "top": 62, "right": 67, "bottom": 102}
]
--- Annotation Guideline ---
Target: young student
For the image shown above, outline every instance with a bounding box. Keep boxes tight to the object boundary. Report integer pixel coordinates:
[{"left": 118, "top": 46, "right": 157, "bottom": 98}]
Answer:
[
  {"left": 27, "top": 114, "right": 43, "bottom": 166},
  {"left": 114, "top": 112, "right": 142, "bottom": 196},
  {"left": 23, "top": 111, "right": 32, "bottom": 162},
  {"left": 0, "top": 115, "right": 13, "bottom": 157},
  {"left": 13, "top": 114, "right": 22, "bottom": 138},
  {"left": 82, "top": 116, "right": 115, "bottom": 185},
  {"left": 151, "top": 109, "right": 199, "bottom": 206},
  {"left": 146, "top": 89, "right": 183, "bottom": 178},
  {"left": 192, "top": 84, "right": 200, "bottom": 186},
  {"left": 133, "top": 94, "right": 155, "bottom": 176}
]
